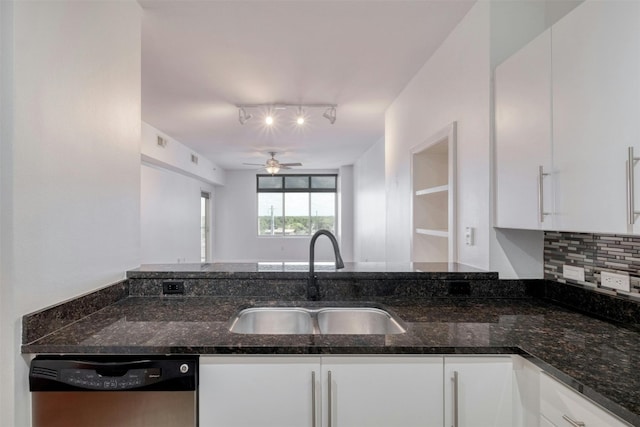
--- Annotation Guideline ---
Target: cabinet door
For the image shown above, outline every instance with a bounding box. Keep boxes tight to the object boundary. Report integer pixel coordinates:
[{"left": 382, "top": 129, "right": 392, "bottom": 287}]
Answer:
[
  {"left": 321, "top": 356, "right": 443, "bottom": 427},
  {"left": 444, "top": 356, "right": 514, "bottom": 427},
  {"left": 200, "top": 356, "right": 321, "bottom": 427},
  {"left": 552, "top": 0, "right": 640, "bottom": 233},
  {"left": 540, "top": 373, "right": 631, "bottom": 427},
  {"left": 540, "top": 414, "right": 557, "bottom": 427},
  {"left": 495, "top": 29, "right": 553, "bottom": 230}
]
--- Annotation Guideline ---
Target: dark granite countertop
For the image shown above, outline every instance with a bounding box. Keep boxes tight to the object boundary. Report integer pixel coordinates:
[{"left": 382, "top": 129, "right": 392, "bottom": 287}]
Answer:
[
  {"left": 126, "top": 262, "right": 495, "bottom": 280},
  {"left": 21, "top": 296, "right": 640, "bottom": 425}
]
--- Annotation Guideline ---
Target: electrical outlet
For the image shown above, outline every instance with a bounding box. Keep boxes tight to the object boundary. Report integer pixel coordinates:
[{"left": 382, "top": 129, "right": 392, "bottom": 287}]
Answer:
[
  {"left": 600, "top": 271, "right": 630, "bottom": 292},
  {"left": 448, "top": 281, "right": 471, "bottom": 296},
  {"left": 562, "top": 265, "right": 585, "bottom": 282},
  {"left": 163, "top": 281, "right": 185, "bottom": 295}
]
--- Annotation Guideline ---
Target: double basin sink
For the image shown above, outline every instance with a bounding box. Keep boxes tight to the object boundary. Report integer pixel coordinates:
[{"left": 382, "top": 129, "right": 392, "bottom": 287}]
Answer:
[{"left": 229, "top": 306, "right": 406, "bottom": 335}]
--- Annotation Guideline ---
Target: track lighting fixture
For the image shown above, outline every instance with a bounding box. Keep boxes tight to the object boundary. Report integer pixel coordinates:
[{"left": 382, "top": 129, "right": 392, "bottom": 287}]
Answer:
[
  {"left": 236, "top": 103, "right": 337, "bottom": 126},
  {"left": 238, "top": 107, "right": 252, "bottom": 125},
  {"left": 322, "top": 106, "right": 337, "bottom": 125}
]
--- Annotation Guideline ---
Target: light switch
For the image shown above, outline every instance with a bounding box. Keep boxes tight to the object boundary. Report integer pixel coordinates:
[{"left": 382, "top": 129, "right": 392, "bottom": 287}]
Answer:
[{"left": 465, "top": 227, "right": 474, "bottom": 246}]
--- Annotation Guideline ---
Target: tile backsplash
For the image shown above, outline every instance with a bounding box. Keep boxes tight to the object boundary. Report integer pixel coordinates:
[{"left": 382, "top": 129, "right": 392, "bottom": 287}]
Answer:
[{"left": 544, "top": 231, "right": 640, "bottom": 293}]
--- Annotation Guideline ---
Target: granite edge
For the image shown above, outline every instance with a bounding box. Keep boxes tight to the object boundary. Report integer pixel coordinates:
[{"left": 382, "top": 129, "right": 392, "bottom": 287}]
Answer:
[
  {"left": 125, "top": 271, "right": 498, "bottom": 280},
  {"left": 22, "top": 280, "right": 129, "bottom": 344}
]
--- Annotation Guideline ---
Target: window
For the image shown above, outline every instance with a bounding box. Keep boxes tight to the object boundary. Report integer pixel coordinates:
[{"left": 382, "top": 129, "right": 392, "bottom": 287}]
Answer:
[
  {"left": 257, "top": 174, "right": 337, "bottom": 236},
  {"left": 201, "top": 192, "right": 210, "bottom": 262}
]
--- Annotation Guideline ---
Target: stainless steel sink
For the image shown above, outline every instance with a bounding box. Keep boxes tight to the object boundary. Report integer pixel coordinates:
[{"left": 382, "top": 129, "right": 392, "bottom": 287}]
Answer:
[
  {"left": 228, "top": 307, "right": 314, "bottom": 334},
  {"left": 229, "top": 306, "right": 405, "bottom": 335},
  {"left": 316, "top": 307, "right": 405, "bottom": 335}
]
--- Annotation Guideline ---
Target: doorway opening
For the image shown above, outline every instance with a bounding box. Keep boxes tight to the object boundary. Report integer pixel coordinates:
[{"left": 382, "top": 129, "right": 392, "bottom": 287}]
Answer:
[{"left": 201, "top": 191, "right": 211, "bottom": 262}]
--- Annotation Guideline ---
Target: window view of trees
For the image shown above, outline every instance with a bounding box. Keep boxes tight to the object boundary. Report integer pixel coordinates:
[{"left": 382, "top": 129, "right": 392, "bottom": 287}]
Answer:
[
  {"left": 258, "top": 193, "right": 335, "bottom": 235},
  {"left": 257, "top": 175, "right": 337, "bottom": 236}
]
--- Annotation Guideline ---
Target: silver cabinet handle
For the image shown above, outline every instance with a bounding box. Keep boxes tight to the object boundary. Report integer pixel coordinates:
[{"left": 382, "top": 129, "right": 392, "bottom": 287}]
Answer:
[
  {"left": 538, "top": 165, "right": 550, "bottom": 223},
  {"left": 627, "top": 147, "right": 640, "bottom": 225},
  {"left": 311, "top": 371, "right": 316, "bottom": 427},
  {"left": 327, "top": 370, "right": 332, "bottom": 427},
  {"left": 562, "top": 414, "right": 586, "bottom": 427},
  {"left": 451, "top": 371, "right": 459, "bottom": 427}
]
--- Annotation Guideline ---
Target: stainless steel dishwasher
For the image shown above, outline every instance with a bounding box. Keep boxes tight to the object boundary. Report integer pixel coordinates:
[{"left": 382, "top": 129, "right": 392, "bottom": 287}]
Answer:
[{"left": 29, "top": 356, "right": 198, "bottom": 427}]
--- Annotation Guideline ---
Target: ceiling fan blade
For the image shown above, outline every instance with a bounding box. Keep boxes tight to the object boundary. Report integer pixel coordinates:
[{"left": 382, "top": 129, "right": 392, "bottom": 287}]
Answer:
[
  {"left": 243, "top": 163, "right": 266, "bottom": 166},
  {"left": 279, "top": 162, "right": 302, "bottom": 167}
]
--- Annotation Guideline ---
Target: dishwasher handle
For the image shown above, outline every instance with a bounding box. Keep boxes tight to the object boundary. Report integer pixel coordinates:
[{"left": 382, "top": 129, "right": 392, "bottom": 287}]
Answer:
[{"left": 29, "top": 356, "right": 198, "bottom": 392}]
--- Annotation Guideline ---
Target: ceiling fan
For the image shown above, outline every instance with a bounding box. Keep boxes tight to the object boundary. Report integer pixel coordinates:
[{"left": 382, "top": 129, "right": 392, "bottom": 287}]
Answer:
[{"left": 243, "top": 152, "right": 302, "bottom": 175}]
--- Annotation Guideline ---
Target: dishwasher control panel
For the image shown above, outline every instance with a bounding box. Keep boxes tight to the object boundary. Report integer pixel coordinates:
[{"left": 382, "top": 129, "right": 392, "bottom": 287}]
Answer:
[
  {"left": 60, "top": 367, "right": 161, "bottom": 390},
  {"left": 29, "top": 356, "right": 198, "bottom": 392}
]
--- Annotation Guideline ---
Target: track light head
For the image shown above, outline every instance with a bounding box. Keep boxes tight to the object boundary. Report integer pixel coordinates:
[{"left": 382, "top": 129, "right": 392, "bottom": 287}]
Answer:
[
  {"left": 323, "top": 106, "right": 337, "bottom": 124},
  {"left": 238, "top": 107, "right": 252, "bottom": 125},
  {"left": 296, "top": 107, "right": 305, "bottom": 125},
  {"left": 265, "top": 114, "right": 274, "bottom": 126}
]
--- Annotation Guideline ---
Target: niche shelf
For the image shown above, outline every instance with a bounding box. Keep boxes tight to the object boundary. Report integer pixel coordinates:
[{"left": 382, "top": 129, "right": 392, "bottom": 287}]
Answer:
[
  {"left": 415, "top": 228, "right": 449, "bottom": 238},
  {"left": 415, "top": 185, "right": 449, "bottom": 196},
  {"left": 411, "top": 122, "right": 457, "bottom": 262}
]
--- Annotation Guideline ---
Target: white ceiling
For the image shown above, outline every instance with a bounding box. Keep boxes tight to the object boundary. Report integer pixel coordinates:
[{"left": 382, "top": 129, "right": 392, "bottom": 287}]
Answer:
[{"left": 140, "top": 0, "right": 475, "bottom": 170}]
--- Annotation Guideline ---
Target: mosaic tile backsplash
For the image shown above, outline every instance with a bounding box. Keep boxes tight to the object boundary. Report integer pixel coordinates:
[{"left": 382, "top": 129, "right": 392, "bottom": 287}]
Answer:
[{"left": 544, "top": 231, "right": 640, "bottom": 294}]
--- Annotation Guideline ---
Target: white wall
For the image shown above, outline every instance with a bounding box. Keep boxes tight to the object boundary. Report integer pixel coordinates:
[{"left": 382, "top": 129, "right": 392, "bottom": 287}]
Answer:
[
  {"left": 490, "top": 1, "right": 547, "bottom": 68},
  {"left": 0, "top": 0, "right": 13, "bottom": 423},
  {"left": 338, "top": 165, "right": 354, "bottom": 262},
  {"left": 140, "top": 122, "right": 220, "bottom": 264},
  {"left": 353, "top": 138, "right": 387, "bottom": 262},
  {"left": 141, "top": 163, "right": 215, "bottom": 264},
  {"left": 141, "top": 122, "right": 225, "bottom": 186},
  {"left": 385, "top": 2, "right": 492, "bottom": 268},
  {"left": 0, "top": 2, "right": 141, "bottom": 425},
  {"left": 214, "top": 170, "right": 344, "bottom": 263},
  {"left": 382, "top": 0, "right": 550, "bottom": 277}
]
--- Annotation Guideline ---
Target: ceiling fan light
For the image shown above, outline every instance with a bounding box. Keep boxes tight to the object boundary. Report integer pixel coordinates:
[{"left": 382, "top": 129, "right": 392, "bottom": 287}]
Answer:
[
  {"left": 265, "top": 115, "right": 274, "bottom": 125},
  {"left": 265, "top": 165, "right": 280, "bottom": 175}
]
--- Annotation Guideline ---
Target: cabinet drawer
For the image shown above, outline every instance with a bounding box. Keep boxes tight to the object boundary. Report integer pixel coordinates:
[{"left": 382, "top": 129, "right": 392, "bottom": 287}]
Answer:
[{"left": 540, "top": 373, "right": 630, "bottom": 427}]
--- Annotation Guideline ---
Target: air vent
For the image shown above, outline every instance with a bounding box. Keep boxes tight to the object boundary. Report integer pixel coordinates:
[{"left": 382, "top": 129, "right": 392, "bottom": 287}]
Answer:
[
  {"left": 157, "top": 136, "right": 167, "bottom": 148},
  {"left": 191, "top": 154, "right": 199, "bottom": 164},
  {"left": 31, "top": 366, "right": 58, "bottom": 379}
]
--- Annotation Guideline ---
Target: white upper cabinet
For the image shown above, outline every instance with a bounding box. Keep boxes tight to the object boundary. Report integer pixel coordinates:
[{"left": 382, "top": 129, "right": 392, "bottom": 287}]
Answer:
[
  {"left": 495, "top": 29, "right": 553, "bottom": 230},
  {"left": 495, "top": 0, "right": 640, "bottom": 234},
  {"left": 552, "top": 0, "right": 640, "bottom": 233}
]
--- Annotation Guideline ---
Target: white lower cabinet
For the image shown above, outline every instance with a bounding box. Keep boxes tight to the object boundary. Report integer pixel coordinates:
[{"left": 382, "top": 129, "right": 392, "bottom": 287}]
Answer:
[
  {"left": 200, "top": 355, "right": 630, "bottom": 427},
  {"left": 444, "top": 356, "right": 514, "bottom": 427},
  {"left": 200, "top": 356, "right": 442, "bottom": 427},
  {"left": 322, "top": 357, "right": 443, "bottom": 427},
  {"left": 199, "top": 356, "right": 321, "bottom": 427},
  {"left": 540, "top": 415, "right": 556, "bottom": 427},
  {"left": 540, "top": 373, "right": 631, "bottom": 427}
]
